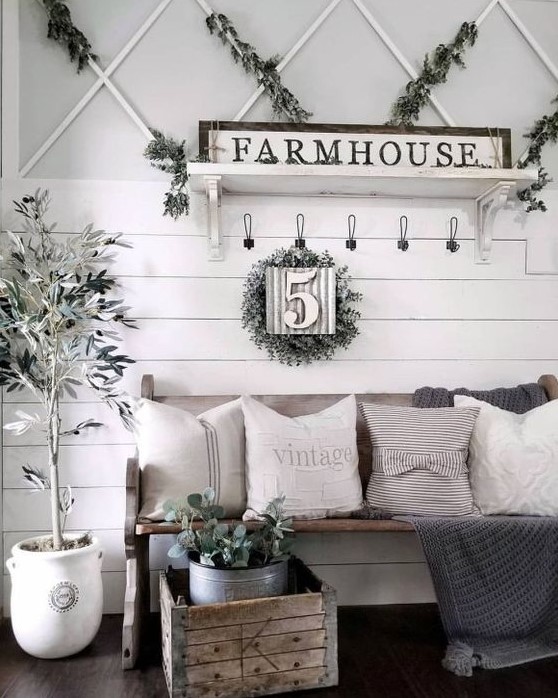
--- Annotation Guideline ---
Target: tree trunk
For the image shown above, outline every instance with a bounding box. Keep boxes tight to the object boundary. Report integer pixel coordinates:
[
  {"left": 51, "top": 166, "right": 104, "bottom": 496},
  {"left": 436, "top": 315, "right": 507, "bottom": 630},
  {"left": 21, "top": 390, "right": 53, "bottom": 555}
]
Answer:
[{"left": 48, "top": 410, "right": 63, "bottom": 550}]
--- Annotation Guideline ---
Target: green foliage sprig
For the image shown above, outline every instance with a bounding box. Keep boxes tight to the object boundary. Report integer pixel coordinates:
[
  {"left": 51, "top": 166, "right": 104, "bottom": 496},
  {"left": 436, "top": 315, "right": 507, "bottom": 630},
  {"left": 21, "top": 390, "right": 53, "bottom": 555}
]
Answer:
[
  {"left": 165, "top": 487, "right": 294, "bottom": 568},
  {"left": 242, "top": 247, "right": 362, "bottom": 366},
  {"left": 43, "top": 0, "right": 97, "bottom": 73},
  {"left": 144, "top": 130, "right": 189, "bottom": 220},
  {"left": 0, "top": 190, "right": 135, "bottom": 549},
  {"left": 517, "top": 96, "right": 558, "bottom": 212},
  {"left": 206, "top": 13, "right": 312, "bottom": 123},
  {"left": 388, "top": 22, "right": 478, "bottom": 126}
]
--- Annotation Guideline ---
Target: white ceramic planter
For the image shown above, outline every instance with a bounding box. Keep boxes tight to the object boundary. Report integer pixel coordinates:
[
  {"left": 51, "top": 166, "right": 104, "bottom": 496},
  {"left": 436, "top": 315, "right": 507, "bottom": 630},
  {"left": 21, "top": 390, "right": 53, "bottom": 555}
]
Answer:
[{"left": 7, "top": 534, "right": 103, "bottom": 659}]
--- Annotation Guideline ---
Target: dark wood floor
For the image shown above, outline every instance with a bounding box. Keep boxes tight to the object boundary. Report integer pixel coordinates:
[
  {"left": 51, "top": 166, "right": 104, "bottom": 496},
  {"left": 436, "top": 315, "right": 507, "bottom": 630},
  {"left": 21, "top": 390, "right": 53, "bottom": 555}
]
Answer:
[{"left": 1, "top": 605, "right": 558, "bottom": 698}]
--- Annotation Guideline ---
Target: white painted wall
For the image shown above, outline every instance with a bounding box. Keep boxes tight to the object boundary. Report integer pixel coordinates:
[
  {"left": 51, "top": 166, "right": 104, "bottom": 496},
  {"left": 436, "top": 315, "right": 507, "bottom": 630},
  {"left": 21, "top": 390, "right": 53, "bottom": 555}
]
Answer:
[{"left": 2, "top": 0, "right": 558, "bottom": 614}]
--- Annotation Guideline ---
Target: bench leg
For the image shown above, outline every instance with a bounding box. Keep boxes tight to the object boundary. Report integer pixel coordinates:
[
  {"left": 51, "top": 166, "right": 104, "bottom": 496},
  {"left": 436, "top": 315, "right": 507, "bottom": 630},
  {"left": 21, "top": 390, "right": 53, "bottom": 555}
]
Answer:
[{"left": 122, "top": 536, "right": 149, "bottom": 669}]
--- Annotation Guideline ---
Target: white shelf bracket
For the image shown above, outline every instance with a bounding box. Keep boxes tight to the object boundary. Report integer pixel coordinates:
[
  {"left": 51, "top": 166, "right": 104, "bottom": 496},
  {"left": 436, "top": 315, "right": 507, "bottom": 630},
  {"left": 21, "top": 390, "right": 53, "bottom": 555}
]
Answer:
[
  {"left": 475, "top": 181, "right": 514, "bottom": 264},
  {"left": 204, "top": 175, "right": 223, "bottom": 261}
]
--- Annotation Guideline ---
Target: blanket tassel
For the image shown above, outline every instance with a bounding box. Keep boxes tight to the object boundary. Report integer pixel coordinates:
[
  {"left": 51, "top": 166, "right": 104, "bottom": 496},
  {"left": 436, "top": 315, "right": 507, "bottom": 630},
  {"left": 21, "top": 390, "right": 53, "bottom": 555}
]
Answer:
[{"left": 443, "top": 642, "right": 480, "bottom": 677}]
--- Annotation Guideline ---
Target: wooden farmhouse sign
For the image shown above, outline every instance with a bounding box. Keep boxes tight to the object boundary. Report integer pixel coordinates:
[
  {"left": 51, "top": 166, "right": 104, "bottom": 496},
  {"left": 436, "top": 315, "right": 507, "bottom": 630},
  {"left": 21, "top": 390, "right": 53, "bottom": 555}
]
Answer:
[{"left": 200, "top": 121, "right": 511, "bottom": 169}]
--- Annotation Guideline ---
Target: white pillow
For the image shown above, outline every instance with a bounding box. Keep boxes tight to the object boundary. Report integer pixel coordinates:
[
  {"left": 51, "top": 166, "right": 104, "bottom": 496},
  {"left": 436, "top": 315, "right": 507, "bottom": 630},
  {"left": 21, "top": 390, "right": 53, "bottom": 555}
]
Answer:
[
  {"left": 454, "top": 395, "right": 558, "bottom": 515},
  {"left": 135, "top": 398, "right": 245, "bottom": 520},
  {"left": 241, "top": 395, "right": 363, "bottom": 519}
]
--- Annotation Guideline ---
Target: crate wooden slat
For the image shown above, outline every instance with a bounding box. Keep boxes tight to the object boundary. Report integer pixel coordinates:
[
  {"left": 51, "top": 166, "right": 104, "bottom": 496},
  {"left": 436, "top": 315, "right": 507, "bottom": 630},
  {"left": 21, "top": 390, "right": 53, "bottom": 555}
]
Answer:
[{"left": 160, "top": 558, "right": 338, "bottom": 698}]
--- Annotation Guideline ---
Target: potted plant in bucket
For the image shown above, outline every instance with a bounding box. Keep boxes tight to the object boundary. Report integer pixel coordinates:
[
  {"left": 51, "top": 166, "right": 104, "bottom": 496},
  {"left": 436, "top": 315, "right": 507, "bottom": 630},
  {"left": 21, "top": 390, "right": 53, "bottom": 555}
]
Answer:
[
  {"left": 2, "top": 190, "right": 135, "bottom": 658},
  {"left": 164, "top": 488, "right": 295, "bottom": 605}
]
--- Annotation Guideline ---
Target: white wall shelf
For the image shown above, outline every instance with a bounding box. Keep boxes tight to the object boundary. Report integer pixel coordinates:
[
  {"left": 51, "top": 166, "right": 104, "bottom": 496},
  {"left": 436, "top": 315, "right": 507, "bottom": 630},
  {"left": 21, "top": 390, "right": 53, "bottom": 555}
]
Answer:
[{"left": 187, "top": 163, "right": 538, "bottom": 262}]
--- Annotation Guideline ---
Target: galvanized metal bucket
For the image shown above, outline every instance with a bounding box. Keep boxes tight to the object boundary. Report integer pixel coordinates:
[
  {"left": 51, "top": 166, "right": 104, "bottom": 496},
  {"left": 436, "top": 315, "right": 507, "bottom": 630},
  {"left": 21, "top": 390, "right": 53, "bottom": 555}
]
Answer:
[{"left": 188, "top": 555, "right": 289, "bottom": 605}]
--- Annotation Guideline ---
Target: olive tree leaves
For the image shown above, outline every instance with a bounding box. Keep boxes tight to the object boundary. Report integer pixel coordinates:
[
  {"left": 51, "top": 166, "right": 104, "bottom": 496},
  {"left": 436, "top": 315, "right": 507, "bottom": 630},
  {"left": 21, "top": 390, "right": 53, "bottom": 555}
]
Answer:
[{"left": 0, "top": 190, "right": 136, "bottom": 548}]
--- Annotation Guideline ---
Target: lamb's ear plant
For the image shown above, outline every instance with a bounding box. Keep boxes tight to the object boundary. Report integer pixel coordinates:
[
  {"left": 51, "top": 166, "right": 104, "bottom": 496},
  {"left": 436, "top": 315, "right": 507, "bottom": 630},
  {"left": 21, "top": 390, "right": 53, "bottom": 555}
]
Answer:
[
  {"left": 164, "top": 487, "right": 294, "bottom": 568},
  {"left": 0, "top": 190, "right": 136, "bottom": 551}
]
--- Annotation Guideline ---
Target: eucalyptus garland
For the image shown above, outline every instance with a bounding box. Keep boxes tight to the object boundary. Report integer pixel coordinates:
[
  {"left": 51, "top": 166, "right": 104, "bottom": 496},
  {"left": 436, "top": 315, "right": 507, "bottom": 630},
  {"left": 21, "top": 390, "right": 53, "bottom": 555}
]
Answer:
[
  {"left": 388, "top": 22, "right": 478, "bottom": 127},
  {"left": 516, "top": 96, "right": 558, "bottom": 212},
  {"left": 144, "top": 130, "right": 190, "bottom": 219},
  {"left": 42, "top": 0, "right": 97, "bottom": 73},
  {"left": 242, "top": 248, "right": 362, "bottom": 366},
  {"left": 206, "top": 13, "right": 312, "bottom": 123}
]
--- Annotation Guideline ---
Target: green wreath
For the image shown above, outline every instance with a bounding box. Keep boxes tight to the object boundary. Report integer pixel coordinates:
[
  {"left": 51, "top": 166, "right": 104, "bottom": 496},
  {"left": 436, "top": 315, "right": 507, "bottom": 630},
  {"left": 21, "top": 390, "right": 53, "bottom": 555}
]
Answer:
[{"left": 241, "top": 247, "right": 362, "bottom": 366}]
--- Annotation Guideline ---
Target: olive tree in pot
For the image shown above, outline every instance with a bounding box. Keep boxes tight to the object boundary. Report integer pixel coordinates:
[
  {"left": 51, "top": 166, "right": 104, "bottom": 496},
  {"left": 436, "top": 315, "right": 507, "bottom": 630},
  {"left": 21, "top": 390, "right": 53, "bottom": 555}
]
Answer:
[
  {"left": 165, "top": 488, "right": 295, "bottom": 605},
  {"left": 2, "top": 190, "right": 135, "bottom": 658}
]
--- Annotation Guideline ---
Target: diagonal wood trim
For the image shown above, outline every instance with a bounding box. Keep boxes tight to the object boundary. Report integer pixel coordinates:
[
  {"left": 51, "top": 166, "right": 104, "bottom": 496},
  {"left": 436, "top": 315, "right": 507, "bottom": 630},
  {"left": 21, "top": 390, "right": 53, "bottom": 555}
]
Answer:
[
  {"left": 86, "top": 62, "right": 152, "bottom": 140},
  {"left": 232, "top": 0, "right": 343, "bottom": 121},
  {"left": 351, "top": 0, "right": 456, "bottom": 127},
  {"left": 21, "top": 0, "right": 174, "bottom": 176},
  {"left": 498, "top": 0, "right": 558, "bottom": 83},
  {"left": 101, "top": 0, "right": 175, "bottom": 79},
  {"left": 20, "top": 74, "right": 108, "bottom": 177},
  {"left": 475, "top": 0, "right": 499, "bottom": 27}
]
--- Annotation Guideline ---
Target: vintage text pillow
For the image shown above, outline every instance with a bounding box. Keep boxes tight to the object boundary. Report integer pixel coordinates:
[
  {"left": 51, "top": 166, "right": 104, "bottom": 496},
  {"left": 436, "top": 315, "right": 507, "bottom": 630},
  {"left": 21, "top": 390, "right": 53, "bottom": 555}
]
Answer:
[
  {"left": 360, "top": 403, "right": 480, "bottom": 516},
  {"left": 242, "top": 395, "right": 363, "bottom": 519},
  {"left": 454, "top": 395, "right": 558, "bottom": 515},
  {"left": 135, "top": 398, "right": 245, "bottom": 520}
]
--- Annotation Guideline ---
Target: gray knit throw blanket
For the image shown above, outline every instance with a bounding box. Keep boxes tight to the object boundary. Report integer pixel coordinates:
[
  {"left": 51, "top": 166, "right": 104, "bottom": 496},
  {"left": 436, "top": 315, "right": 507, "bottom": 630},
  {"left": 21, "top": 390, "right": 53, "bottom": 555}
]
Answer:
[
  {"left": 413, "top": 382, "right": 547, "bottom": 413},
  {"left": 407, "top": 516, "right": 558, "bottom": 676}
]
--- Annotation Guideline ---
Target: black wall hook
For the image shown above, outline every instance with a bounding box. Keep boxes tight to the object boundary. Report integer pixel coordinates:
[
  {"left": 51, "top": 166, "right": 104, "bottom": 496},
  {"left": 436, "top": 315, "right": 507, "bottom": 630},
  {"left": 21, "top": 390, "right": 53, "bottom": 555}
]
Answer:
[
  {"left": 446, "top": 216, "right": 460, "bottom": 253},
  {"left": 346, "top": 214, "right": 357, "bottom": 250},
  {"left": 398, "top": 215, "right": 409, "bottom": 251},
  {"left": 295, "top": 213, "right": 306, "bottom": 248},
  {"left": 243, "top": 213, "right": 254, "bottom": 249}
]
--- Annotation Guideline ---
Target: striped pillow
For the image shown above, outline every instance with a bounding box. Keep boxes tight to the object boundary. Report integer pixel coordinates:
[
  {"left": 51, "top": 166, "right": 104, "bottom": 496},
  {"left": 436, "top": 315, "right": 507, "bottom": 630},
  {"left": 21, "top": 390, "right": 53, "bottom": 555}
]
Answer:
[
  {"left": 135, "top": 398, "right": 245, "bottom": 520},
  {"left": 360, "top": 403, "right": 480, "bottom": 516}
]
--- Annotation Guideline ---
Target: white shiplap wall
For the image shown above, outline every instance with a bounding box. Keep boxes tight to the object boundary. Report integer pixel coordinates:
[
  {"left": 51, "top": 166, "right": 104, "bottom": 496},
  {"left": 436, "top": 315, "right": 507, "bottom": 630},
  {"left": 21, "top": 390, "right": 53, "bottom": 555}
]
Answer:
[{"left": 2, "top": 0, "right": 558, "bottom": 615}]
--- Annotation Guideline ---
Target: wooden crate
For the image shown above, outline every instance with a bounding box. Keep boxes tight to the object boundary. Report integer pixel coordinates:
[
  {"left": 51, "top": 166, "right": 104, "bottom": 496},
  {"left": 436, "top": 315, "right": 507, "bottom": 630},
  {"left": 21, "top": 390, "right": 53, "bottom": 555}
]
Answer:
[{"left": 160, "top": 557, "right": 338, "bottom": 698}]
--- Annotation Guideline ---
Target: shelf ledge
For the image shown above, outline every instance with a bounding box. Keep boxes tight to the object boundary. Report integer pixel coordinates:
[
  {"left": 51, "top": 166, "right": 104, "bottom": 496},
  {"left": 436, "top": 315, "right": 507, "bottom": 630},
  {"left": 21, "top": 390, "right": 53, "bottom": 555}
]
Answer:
[{"left": 188, "top": 163, "right": 538, "bottom": 263}]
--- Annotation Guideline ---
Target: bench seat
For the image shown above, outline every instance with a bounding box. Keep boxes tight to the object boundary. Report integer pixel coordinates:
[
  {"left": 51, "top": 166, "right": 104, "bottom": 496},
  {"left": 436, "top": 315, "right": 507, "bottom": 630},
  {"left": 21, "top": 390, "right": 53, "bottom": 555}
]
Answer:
[{"left": 135, "top": 516, "right": 414, "bottom": 536}]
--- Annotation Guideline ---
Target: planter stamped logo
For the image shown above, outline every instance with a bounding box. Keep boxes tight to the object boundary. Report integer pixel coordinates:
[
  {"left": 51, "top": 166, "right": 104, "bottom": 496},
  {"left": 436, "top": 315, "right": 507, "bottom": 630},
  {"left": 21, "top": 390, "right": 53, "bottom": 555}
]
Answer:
[{"left": 48, "top": 581, "right": 80, "bottom": 613}]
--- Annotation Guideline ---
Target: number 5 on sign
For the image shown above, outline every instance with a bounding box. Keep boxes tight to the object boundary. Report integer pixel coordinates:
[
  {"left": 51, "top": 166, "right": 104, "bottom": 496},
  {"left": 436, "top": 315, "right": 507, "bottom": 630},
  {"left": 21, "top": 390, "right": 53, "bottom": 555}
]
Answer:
[
  {"left": 265, "top": 267, "right": 336, "bottom": 335},
  {"left": 284, "top": 270, "right": 319, "bottom": 329}
]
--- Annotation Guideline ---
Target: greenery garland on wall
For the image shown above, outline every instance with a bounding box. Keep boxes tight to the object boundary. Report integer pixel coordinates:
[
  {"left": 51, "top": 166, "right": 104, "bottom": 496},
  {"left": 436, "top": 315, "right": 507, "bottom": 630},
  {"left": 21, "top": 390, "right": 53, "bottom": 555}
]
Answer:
[
  {"left": 388, "top": 22, "right": 478, "bottom": 127},
  {"left": 144, "top": 130, "right": 190, "bottom": 220},
  {"left": 42, "top": 0, "right": 97, "bottom": 73},
  {"left": 206, "top": 13, "right": 312, "bottom": 123},
  {"left": 242, "top": 248, "right": 362, "bottom": 366},
  {"left": 516, "top": 96, "right": 558, "bottom": 212}
]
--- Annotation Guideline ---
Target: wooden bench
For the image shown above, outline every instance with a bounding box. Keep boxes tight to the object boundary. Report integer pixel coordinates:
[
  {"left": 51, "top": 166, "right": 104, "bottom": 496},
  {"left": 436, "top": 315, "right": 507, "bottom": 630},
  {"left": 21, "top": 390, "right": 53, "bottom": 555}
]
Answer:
[{"left": 123, "top": 373, "right": 558, "bottom": 669}]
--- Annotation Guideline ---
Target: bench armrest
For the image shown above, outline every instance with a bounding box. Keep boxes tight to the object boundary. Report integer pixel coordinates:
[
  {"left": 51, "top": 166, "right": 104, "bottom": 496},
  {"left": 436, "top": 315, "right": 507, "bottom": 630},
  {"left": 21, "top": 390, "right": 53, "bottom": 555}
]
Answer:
[
  {"left": 538, "top": 374, "right": 558, "bottom": 401},
  {"left": 125, "top": 455, "right": 140, "bottom": 557}
]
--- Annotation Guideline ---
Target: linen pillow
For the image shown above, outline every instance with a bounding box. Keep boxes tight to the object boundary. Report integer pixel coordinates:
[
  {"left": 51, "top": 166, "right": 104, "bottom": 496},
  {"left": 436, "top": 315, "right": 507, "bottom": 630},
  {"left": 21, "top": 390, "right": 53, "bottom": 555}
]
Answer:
[
  {"left": 134, "top": 398, "right": 245, "bottom": 520},
  {"left": 360, "top": 403, "right": 480, "bottom": 516},
  {"left": 242, "top": 395, "right": 363, "bottom": 519},
  {"left": 454, "top": 395, "right": 558, "bottom": 515}
]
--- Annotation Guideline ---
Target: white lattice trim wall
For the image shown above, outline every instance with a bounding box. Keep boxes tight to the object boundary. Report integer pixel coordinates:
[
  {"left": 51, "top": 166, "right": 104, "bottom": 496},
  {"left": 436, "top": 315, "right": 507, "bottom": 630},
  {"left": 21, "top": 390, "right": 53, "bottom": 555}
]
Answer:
[{"left": 4, "top": 0, "right": 558, "bottom": 179}]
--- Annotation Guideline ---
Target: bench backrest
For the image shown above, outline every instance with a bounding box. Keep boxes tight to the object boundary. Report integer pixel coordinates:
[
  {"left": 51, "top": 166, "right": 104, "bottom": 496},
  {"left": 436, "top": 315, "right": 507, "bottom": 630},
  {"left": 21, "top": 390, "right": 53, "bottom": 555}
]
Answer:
[{"left": 141, "top": 374, "right": 558, "bottom": 487}]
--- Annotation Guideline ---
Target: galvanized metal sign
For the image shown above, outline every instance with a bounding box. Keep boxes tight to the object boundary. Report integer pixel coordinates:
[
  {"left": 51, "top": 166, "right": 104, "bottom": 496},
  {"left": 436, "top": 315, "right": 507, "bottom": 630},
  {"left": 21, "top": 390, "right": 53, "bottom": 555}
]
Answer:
[{"left": 266, "top": 267, "right": 336, "bottom": 335}]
